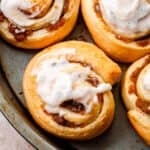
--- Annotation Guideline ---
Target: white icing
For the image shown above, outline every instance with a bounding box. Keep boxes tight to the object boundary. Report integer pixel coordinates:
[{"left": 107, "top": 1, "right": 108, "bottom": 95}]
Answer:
[
  {"left": 33, "top": 56, "right": 112, "bottom": 115},
  {"left": 0, "top": 0, "right": 64, "bottom": 28},
  {"left": 100, "top": 0, "right": 150, "bottom": 37},
  {"left": 15, "top": 28, "right": 26, "bottom": 34},
  {"left": 143, "top": 69, "right": 150, "bottom": 91}
]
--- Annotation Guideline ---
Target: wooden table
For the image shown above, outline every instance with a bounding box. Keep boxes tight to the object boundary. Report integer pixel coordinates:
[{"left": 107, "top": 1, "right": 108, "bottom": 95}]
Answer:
[{"left": 0, "top": 112, "right": 34, "bottom": 150}]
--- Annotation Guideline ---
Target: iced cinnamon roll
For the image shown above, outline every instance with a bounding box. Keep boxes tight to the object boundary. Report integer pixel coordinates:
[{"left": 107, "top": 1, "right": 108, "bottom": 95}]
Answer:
[
  {"left": 0, "top": 0, "right": 80, "bottom": 49},
  {"left": 23, "top": 41, "right": 121, "bottom": 140},
  {"left": 81, "top": 0, "right": 150, "bottom": 62},
  {"left": 122, "top": 55, "right": 150, "bottom": 145}
]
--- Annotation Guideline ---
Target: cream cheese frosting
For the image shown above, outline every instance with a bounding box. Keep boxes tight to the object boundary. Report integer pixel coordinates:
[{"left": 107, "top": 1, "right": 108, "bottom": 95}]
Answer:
[
  {"left": 100, "top": 0, "right": 150, "bottom": 38},
  {"left": 143, "top": 69, "right": 150, "bottom": 91},
  {"left": 32, "top": 56, "right": 112, "bottom": 115},
  {"left": 0, "top": 0, "right": 64, "bottom": 29}
]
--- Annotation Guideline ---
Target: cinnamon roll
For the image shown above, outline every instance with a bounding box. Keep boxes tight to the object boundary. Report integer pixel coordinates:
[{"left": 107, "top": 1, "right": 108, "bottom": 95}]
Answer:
[
  {"left": 122, "top": 55, "right": 150, "bottom": 145},
  {"left": 0, "top": 0, "right": 80, "bottom": 49},
  {"left": 81, "top": 0, "right": 150, "bottom": 63},
  {"left": 23, "top": 41, "right": 121, "bottom": 140}
]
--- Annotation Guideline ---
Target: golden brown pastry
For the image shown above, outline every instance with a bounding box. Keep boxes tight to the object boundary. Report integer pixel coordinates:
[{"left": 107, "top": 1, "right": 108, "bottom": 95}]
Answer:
[
  {"left": 0, "top": 0, "right": 80, "bottom": 49},
  {"left": 81, "top": 0, "right": 150, "bottom": 63},
  {"left": 23, "top": 41, "right": 121, "bottom": 140},
  {"left": 122, "top": 55, "right": 150, "bottom": 145}
]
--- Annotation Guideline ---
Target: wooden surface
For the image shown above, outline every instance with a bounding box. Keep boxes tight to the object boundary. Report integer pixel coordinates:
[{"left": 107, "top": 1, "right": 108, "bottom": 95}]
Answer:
[{"left": 0, "top": 112, "right": 34, "bottom": 150}]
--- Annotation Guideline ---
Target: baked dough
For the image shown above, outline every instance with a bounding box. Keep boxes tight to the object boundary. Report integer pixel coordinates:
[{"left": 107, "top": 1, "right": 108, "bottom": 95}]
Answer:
[
  {"left": 0, "top": 0, "right": 80, "bottom": 49},
  {"left": 23, "top": 41, "right": 121, "bottom": 140},
  {"left": 81, "top": 0, "right": 150, "bottom": 63},
  {"left": 122, "top": 55, "right": 150, "bottom": 145}
]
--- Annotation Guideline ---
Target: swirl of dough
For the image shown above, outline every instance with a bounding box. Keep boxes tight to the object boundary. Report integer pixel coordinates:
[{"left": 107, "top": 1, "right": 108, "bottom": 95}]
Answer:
[
  {"left": 23, "top": 41, "right": 121, "bottom": 140},
  {"left": 122, "top": 55, "right": 150, "bottom": 145},
  {"left": 0, "top": 0, "right": 80, "bottom": 49},
  {"left": 81, "top": 0, "right": 150, "bottom": 62}
]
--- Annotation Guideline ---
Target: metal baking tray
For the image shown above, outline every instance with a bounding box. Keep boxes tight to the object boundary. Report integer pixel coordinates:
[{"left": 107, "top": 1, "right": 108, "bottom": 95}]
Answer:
[{"left": 0, "top": 17, "right": 149, "bottom": 150}]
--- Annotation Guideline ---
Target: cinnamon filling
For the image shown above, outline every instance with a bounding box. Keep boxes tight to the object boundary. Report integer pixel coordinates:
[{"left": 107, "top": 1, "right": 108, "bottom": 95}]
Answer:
[
  {"left": 52, "top": 114, "right": 77, "bottom": 127},
  {"left": 61, "top": 100, "right": 85, "bottom": 113},
  {"left": 86, "top": 75, "right": 100, "bottom": 87},
  {"left": 129, "top": 56, "right": 150, "bottom": 114},
  {"left": 128, "top": 84, "right": 136, "bottom": 94},
  {"left": 98, "top": 93, "right": 103, "bottom": 103},
  {"left": 116, "top": 34, "right": 150, "bottom": 47},
  {"left": 46, "top": 18, "right": 65, "bottom": 31},
  {"left": 0, "top": 11, "right": 5, "bottom": 22},
  {"left": 135, "top": 35, "right": 150, "bottom": 47},
  {"left": 8, "top": 24, "right": 32, "bottom": 41},
  {"left": 94, "top": 0, "right": 150, "bottom": 46},
  {"left": 94, "top": 1, "right": 102, "bottom": 18},
  {"left": 62, "top": 0, "right": 70, "bottom": 15},
  {"left": 43, "top": 109, "right": 82, "bottom": 128},
  {"left": 70, "top": 60, "right": 93, "bottom": 70},
  {"left": 136, "top": 99, "right": 150, "bottom": 114},
  {"left": 46, "top": 0, "right": 70, "bottom": 31}
]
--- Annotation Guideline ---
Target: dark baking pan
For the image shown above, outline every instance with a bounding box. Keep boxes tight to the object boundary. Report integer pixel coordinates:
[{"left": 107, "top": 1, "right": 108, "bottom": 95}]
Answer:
[{"left": 0, "top": 18, "right": 149, "bottom": 150}]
